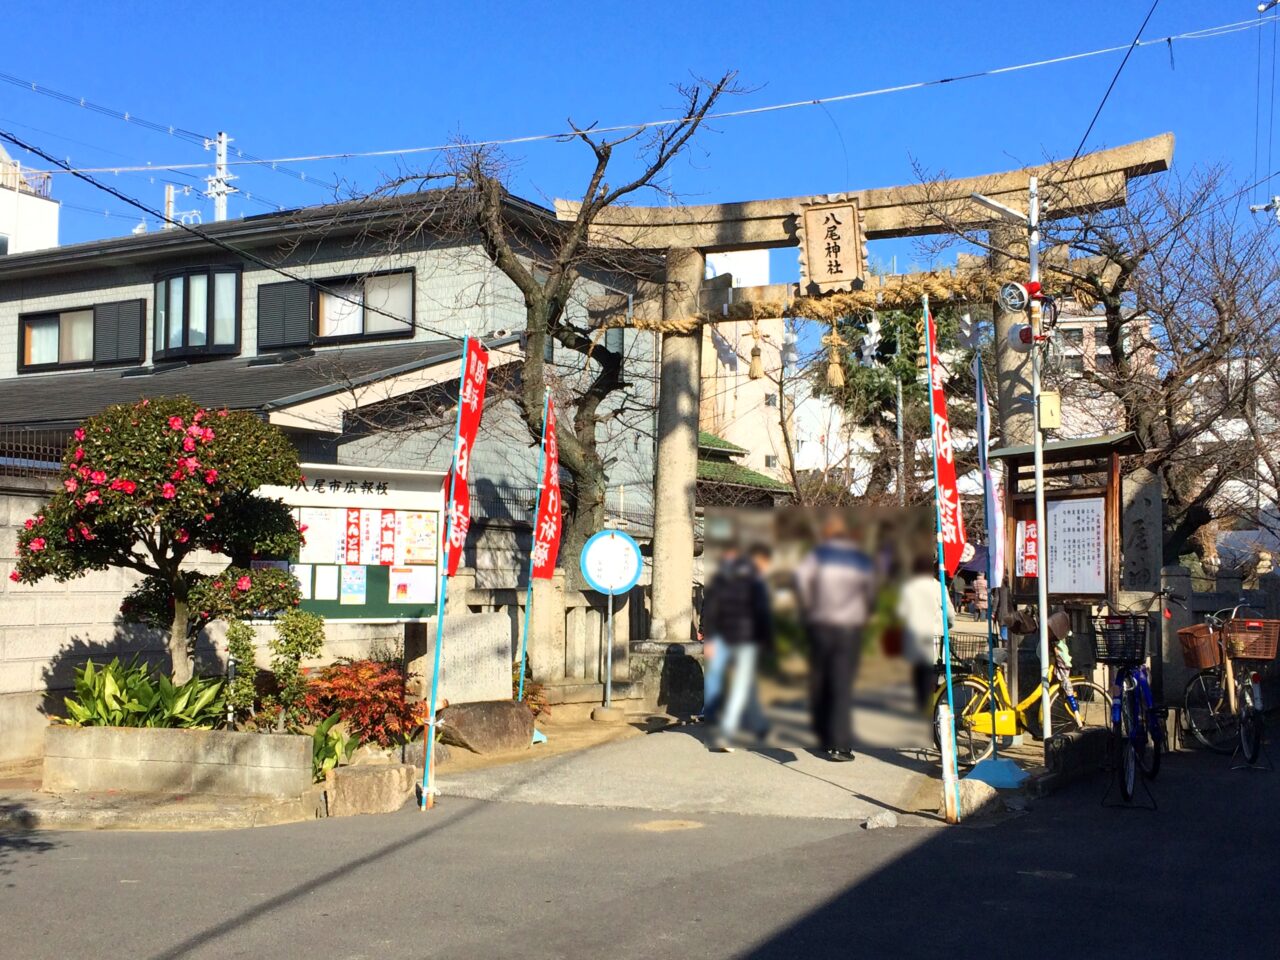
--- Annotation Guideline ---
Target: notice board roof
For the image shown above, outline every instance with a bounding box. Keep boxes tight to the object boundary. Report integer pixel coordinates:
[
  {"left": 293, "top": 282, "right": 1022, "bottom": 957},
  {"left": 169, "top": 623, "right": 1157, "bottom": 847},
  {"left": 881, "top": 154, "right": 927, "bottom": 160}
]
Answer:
[{"left": 988, "top": 431, "right": 1140, "bottom": 467}]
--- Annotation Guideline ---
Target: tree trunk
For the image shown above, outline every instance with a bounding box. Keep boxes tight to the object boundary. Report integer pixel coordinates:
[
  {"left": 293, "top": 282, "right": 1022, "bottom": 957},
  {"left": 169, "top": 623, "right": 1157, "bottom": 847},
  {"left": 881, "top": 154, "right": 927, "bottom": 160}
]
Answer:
[
  {"left": 563, "top": 470, "right": 607, "bottom": 588},
  {"left": 168, "top": 598, "right": 193, "bottom": 684}
]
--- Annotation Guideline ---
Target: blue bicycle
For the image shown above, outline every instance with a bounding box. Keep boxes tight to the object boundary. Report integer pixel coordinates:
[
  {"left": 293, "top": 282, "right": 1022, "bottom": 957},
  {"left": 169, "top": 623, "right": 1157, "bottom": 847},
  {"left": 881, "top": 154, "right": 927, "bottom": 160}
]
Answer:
[{"left": 1094, "top": 591, "right": 1174, "bottom": 801}]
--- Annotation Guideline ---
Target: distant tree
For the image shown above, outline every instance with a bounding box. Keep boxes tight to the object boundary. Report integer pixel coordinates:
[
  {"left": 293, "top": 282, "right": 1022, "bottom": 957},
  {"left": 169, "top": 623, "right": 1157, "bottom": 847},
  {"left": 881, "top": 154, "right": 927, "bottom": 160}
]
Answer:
[{"left": 11, "top": 397, "right": 303, "bottom": 682}]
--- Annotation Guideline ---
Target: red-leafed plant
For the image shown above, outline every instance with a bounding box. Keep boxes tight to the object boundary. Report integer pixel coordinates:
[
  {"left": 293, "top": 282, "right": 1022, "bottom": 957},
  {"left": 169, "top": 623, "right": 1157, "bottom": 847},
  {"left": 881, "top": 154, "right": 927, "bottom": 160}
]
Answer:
[{"left": 305, "top": 659, "right": 427, "bottom": 747}]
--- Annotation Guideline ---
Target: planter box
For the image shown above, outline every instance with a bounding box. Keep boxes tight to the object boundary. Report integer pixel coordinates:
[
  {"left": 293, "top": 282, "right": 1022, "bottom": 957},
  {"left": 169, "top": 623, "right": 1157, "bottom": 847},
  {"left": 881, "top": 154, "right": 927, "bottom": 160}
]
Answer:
[{"left": 43, "top": 726, "right": 311, "bottom": 799}]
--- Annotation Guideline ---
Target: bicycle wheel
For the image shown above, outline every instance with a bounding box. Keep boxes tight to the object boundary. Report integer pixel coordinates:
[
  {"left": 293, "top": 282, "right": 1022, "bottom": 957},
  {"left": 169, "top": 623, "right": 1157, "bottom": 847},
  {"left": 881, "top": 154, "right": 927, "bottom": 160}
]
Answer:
[
  {"left": 1184, "top": 668, "right": 1240, "bottom": 753},
  {"left": 1118, "top": 691, "right": 1138, "bottom": 802},
  {"left": 932, "top": 676, "right": 994, "bottom": 766},
  {"left": 1238, "top": 679, "right": 1262, "bottom": 764},
  {"left": 1139, "top": 698, "right": 1163, "bottom": 779},
  {"left": 1044, "top": 679, "right": 1111, "bottom": 735}
]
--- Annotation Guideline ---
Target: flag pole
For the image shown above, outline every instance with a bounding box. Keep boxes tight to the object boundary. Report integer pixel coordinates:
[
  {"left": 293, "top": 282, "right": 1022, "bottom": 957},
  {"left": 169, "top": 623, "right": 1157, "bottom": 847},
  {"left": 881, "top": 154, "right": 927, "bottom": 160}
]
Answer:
[
  {"left": 923, "top": 295, "right": 962, "bottom": 820},
  {"left": 517, "top": 388, "right": 550, "bottom": 703},
  {"left": 976, "top": 358, "right": 999, "bottom": 761},
  {"left": 420, "top": 334, "right": 470, "bottom": 811}
]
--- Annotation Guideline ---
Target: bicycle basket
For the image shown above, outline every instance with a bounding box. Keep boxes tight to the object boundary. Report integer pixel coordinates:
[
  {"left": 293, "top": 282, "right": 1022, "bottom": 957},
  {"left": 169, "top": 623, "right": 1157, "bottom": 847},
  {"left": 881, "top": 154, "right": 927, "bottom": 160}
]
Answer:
[
  {"left": 946, "top": 634, "right": 990, "bottom": 663},
  {"left": 1223, "top": 619, "right": 1280, "bottom": 661},
  {"left": 1178, "top": 623, "right": 1221, "bottom": 670},
  {"left": 1092, "top": 614, "right": 1148, "bottom": 664}
]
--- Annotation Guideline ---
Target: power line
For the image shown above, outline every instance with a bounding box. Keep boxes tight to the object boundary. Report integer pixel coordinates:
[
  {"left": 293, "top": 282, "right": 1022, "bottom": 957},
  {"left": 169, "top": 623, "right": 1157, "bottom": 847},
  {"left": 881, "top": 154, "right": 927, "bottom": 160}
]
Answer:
[
  {"left": 1063, "top": 0, "right": 1162, "bottom": 176},
  {"left": 0, "top": 128, "right": 463, "bottom": 343},
  {"left": 24, "top": 14, "right": 1280, "bottom": 180},
  {"left": 0, "top": 70, "right": 336, "bottom": 192}
]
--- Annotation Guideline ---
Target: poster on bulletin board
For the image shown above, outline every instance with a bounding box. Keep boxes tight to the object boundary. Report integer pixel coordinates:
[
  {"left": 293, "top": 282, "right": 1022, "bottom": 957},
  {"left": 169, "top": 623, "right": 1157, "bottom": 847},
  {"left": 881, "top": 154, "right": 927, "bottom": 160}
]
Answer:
[{"left": 257, "top": 464, "right": 447, "bottom": 622}]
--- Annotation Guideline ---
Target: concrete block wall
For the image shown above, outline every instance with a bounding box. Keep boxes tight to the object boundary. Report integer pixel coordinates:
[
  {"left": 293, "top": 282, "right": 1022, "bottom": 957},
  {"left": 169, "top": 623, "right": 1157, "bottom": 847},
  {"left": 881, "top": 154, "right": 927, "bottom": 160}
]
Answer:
[{"left": 0, "top": 476, "right": 407, "bottom": 762}]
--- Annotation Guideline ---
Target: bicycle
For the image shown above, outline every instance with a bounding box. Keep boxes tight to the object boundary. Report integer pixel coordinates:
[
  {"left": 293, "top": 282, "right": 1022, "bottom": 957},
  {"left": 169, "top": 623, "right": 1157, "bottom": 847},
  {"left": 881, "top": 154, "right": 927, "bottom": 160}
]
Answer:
[
  {"left": 1180, "top": 602, "right": 1277, "bottom": 763},
  {"left": 930, "top": 627, "right": 1110, "bottom": 765},
  {"left": 1091, "top": 592, "right": 1173, "bottom": 802}
]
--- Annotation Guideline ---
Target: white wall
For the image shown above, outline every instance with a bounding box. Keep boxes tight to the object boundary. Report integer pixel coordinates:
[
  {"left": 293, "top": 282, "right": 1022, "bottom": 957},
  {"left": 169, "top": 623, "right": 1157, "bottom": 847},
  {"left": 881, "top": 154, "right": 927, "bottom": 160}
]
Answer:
[{"left": 0, "top": 185, "right": 59, "bottom": 254}]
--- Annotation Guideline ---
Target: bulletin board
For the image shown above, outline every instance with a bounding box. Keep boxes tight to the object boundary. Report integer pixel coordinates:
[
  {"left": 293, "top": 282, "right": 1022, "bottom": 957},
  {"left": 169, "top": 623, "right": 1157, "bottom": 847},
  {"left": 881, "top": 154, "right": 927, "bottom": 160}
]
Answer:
[{"left": 257, "top": 464, "right": 446, "bottom": 622}]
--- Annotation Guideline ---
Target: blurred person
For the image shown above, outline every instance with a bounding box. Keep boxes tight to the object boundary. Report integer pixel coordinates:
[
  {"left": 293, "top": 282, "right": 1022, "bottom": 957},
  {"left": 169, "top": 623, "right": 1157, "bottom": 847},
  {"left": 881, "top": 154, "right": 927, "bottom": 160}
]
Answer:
[
  {"left": 703, "top": 545, "right": 773, "bottom": 752},
  {"left": 697, "top": 546, "right": 739, "bottom": 725},
  {"left": 973, "top": 571, "right": 989, "bottom": 620},
  {"left": 794, "top": 514, "right": 876, "bottom": 762},
  {"left": 898, "top": 557, "right": 955, "bottom": 712}
]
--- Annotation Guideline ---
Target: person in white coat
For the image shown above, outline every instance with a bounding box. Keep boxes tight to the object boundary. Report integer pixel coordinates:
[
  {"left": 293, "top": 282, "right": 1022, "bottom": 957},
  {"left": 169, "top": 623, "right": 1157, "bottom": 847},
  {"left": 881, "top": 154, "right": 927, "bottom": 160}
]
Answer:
[{"left": 897, "top": 557, "right": 956, "bottom": 711}]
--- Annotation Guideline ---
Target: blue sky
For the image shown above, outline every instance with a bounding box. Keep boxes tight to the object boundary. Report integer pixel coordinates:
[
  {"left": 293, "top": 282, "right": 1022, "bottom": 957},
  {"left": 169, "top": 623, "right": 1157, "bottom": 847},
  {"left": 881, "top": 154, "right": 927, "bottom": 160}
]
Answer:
[{"left": 2, "top": 0, "right": 1273, "bottom": 279}]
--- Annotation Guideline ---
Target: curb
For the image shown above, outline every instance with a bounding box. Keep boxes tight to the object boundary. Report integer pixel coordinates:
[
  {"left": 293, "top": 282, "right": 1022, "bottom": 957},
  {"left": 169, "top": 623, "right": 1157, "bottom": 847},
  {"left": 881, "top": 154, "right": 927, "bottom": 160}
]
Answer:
[{"left": 1024, "top": 727, "right": 1111, "bottom": 797}]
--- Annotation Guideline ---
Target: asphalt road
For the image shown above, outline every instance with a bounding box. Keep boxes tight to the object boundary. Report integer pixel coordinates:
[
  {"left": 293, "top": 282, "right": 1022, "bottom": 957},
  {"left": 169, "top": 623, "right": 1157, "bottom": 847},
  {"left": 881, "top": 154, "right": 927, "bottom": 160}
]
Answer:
[{"left": 3, "top": 742, "right": 1277, "bottom": 960}]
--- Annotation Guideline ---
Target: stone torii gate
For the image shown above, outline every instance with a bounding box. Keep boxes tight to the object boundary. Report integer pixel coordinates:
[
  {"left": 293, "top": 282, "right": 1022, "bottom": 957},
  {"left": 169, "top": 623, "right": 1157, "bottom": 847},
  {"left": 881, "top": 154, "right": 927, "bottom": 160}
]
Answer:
[{"left": 557, "top": 134, "right": 1173, "bottom": 650}]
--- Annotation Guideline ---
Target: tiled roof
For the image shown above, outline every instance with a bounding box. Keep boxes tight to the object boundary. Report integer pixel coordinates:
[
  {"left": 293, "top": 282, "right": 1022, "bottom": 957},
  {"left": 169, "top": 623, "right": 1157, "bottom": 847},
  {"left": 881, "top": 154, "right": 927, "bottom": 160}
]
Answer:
[
  {"left": 0, "top": 339, "right": 474, "bottom": 428},
  {"left": 696, "top": 458, "right": 791, "bottom": 491},
  {"left": 697, "top": 430, "right": 749, "bottom": 455}
]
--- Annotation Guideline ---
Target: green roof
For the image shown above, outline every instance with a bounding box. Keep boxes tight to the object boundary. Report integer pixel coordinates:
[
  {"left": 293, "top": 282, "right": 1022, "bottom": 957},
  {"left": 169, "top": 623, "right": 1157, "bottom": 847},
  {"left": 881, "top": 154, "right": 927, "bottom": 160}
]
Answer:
[
  {"left": 698, "top": 430, "right": 749, "bottom": 455},
  {"left": 697, "top": 459, "right": 791, "bottom": 491}
]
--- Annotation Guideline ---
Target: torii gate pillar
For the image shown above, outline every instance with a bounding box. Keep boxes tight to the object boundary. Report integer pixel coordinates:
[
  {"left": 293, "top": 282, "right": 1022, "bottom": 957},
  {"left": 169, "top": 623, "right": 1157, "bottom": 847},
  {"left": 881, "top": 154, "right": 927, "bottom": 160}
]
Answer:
[{"left": 648, "top": 247, "right": 705, "bottom": 644}]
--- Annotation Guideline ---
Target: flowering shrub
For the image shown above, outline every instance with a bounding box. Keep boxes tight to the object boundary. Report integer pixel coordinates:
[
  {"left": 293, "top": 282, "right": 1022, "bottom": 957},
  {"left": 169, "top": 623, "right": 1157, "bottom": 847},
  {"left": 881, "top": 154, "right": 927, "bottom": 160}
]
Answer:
[
  {"left": 305, "top": 659, "right": 429, "bottom": 747},
  {"left": 11, "top": 396, "right": 302, "bottom": 681}
]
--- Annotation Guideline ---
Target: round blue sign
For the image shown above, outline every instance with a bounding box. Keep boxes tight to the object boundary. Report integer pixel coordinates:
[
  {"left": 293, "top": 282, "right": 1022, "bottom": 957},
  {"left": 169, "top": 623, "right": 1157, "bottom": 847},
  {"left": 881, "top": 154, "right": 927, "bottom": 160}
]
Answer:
[{"left": 579, "top": 529, "right": 643, "bottom": 596}]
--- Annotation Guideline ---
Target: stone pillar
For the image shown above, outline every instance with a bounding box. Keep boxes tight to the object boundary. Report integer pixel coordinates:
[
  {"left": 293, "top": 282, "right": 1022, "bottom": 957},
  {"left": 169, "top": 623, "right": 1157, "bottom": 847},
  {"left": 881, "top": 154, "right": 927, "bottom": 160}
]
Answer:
[
  {"left": 647, "top": 246, "right": 704, "bottom": 645},
  {"left": 1121, "top": 468, "right": 1163, "bottom": 593},
  {"left": 990, "top": 225, "right": 1033, "bottom": 446},
  {"left": 528, "top": 571, "right": 566, "bottom": 684},
  {"left": 1160, "top": 565, "right": 1194, "bottom": 707}
]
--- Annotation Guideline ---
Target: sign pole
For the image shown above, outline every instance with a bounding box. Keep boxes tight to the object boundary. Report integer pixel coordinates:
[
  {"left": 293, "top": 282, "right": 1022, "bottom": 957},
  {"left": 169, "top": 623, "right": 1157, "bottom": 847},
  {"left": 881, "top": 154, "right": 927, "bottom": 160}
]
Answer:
[
  {"left": 605, "top": 582, "right": 614, "bottom": 710},
  {"left": 517, "top": 389, "right": 550, "bottom": 704},
  {"left": 976, "top": 359, "right": 999, "bottom": 761},
  {"left": 1027, "top": 175, "right": 1052, "bottom": 743},
  {"left": 420, "top": 335, "right": 470, "bottom": 811},
  {"left": 923, "top": 295, "right": 962, "bottom": 822}
]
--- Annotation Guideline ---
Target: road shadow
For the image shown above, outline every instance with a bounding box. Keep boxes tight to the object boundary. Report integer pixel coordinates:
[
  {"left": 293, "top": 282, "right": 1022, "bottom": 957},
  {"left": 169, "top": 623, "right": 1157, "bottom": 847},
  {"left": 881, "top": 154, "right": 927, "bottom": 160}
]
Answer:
[{"left": 0, "top": 802, "right": 57, "bottom": 885}]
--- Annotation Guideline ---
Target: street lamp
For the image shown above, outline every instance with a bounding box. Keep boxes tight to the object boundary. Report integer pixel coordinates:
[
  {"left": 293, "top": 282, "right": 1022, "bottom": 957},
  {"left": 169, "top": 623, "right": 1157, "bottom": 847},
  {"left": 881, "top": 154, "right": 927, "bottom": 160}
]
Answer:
[{"left": 971, "top": 176, "right": 1053, "bottom": 743}]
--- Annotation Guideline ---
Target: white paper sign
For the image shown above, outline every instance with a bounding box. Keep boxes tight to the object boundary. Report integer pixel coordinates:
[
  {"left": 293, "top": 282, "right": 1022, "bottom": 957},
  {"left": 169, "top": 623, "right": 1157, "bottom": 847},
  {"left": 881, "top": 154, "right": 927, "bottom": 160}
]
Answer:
[{"left": 1046, "top": 497, "right": 1106, "bottom": 595}]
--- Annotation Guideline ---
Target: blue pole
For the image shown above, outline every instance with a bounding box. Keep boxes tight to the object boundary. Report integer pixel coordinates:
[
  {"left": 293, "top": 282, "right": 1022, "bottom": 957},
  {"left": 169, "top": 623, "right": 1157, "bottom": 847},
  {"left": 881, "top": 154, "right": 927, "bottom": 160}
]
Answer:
[
  {"left": 923, "top": 296, "right": 962, "bottom": 819},
  {"left": 421, "top": 335, "right": 470, "bottom": 810},
  {"left": 517, "top": 389, "right": 550, "bottom": 702}
]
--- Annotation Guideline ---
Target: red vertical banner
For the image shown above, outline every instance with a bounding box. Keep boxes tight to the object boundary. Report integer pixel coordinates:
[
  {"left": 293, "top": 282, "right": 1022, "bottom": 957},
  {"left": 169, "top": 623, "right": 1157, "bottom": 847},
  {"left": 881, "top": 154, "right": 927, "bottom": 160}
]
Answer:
[
  {"left": 926, "top": 308, "right": 968, "bottom": 576},
  {"left": 344, "top": 508, "right": 362, "bottom": 565},
  {"left": 378, "top": 509, "right": 396, "bottom": 565},
  {"left": 531, "top": 398, "right": 562, "bottom": 579},
  {"left": 444, "top": 339, "right": 490, "bottom": 577}
]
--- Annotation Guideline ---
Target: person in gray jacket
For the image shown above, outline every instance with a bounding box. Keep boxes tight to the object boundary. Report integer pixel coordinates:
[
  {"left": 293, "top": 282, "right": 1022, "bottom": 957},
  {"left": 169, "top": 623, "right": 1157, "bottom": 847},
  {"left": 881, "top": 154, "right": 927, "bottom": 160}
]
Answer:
[{"left": 794, "top": 514, "right": 877, "bottom": 762}]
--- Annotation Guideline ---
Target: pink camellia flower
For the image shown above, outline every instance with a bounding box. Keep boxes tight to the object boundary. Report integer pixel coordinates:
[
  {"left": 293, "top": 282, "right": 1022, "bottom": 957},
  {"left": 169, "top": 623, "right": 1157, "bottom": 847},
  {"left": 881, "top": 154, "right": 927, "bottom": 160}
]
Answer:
[
  {"left": 73, "top": 427, "right": 85, "bottom": 441},
  {"left": 203, "top": 468, "right": 218, "bottom": 485},
  {"left": 64, "top": 477, "right": 79, "bottom": 494},
  {"left": 28, "top": 537, "right": 46, "bottom": 552},
  {"left": 79, "top": 524, "right": 94, "bottom": 541},
  {"left": 78, "top": 466, "right": 91, "bottom": 480},
  {"left": 90, "top": 470, "right": 107, "bottom": 485},
  {"left": 109, "top": 478, "right": 137, "bottom": 495},
  {"left": 236, "top": 575, "right": 252, "bottom": 592},
  {"left": 23, "top": 519, "right": 34, "bottom": 530},
  {"left": 171, "top": 468, "right": 185, "bottom": 482},
  {"left": 8, "top": 570, "right": 19, "bottom": 583},
  {"left": 187, "top": 424, "right": 203, "bottom": 437},
  {"left": 84, "top": 490, "right": 101, "bottom": 505},
  {"left": 193, "top": 409, "right": 205, "bottom": 423},
  {"left": 73, "top": 447, "right": 84, "bottom": 461},
  {"left": 217, "top": 409, "right": 229, "bottom": 417},
  {"left": 175, "top": 529, "right": 189, "bottom": 544},
  {"left": 213, "top": 580, "right": 224, "bottom": 590},
  {"left": 182, "top": 436, "right": 197, "bottom": 453},
  {"left": 168, "top": 416, "right": 184, "bottom": 431},
  {"left": 161, "top": 482, "right": 177, "bottom": 500},
  {"left": 203, "top": 512, "right": 214, "bottom": 522},
  {"left": 66, "top": 529, "right": 77, "bottom": 542}
]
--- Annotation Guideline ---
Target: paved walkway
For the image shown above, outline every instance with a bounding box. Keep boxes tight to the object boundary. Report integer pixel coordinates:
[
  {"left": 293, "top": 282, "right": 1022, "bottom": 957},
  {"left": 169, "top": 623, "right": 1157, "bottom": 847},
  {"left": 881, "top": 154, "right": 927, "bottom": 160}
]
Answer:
[{"left": 438, "top": 660, "right": 944, "bottom": 823}]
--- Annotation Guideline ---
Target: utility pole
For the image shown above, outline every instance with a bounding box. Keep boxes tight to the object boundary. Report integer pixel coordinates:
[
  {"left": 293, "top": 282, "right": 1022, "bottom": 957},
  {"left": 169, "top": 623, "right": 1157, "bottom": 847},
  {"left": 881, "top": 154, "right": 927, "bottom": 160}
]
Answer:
[
  {"left": 971, "top": 175, "right": 1052, "bottom": 742},
  {"left": 204, "top": 131, "right": 237, "bottom": 222},
  {"left": 163, "top": 184, "right": 175, "bottom": 229}
]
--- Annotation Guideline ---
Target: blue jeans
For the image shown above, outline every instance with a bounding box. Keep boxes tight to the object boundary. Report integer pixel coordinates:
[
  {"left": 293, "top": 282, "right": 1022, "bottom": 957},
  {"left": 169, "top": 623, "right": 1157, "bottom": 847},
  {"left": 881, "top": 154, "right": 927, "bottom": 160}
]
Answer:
[
  {"left": 721, "top": 644, "right": 768, "bottom": 740},
  {"left": 702, "top": 637, "right": 729, "bottom": 721}
]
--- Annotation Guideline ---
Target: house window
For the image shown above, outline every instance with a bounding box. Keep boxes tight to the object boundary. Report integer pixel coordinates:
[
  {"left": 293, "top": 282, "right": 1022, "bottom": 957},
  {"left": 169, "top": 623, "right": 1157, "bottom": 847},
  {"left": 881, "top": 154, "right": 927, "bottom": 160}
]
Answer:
[
  {"left": 764, "top": 455, "right": 779, "bottom": 469},
  {"left": 0, "top": 234, "right": 9, "bottom": 256},
  {"left": 19, "top": 300, "right": 144, "bottom": 372},
  {"left": 1061, "top": 355, "right": 1084, "bottom": 373},
  {"left": 154, "top": 267, "right": 241, "bottom": 360},
  {"left": 1059, "top": 328, "right": 1084, "bottom": 347},
  {"left": 764, "top": 392, "right": 778, "bottom": 408},
  {"left": 316, "top": 271, "right": 413, "bottom": 341}
]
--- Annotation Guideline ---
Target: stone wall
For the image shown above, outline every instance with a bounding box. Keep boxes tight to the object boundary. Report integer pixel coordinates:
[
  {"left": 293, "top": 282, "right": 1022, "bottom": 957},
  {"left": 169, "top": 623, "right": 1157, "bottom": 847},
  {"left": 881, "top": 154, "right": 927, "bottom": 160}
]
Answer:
[{"left": 0, "top": 477, "right": 406, "bottom": 762}]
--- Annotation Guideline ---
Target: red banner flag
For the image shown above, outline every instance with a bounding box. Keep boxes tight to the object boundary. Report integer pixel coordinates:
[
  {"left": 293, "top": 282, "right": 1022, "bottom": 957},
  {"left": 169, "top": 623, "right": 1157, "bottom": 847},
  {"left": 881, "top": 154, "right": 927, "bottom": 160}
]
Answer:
[
  {"left": 926, "top": 308, "right": 968, "bottom": 576},
  {"left": 443, "top": 338, "right": 489, "bottom": 577},
  {"left": 531, "top": 398, "right": 562, "bottom": 579}
]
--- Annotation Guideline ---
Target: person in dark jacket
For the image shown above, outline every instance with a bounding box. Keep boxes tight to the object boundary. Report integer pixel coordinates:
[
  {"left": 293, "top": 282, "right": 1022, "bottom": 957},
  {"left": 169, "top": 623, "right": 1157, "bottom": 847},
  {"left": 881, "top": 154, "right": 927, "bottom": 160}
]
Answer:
[
  {"left": 702, "top": 544, "right": 773, "bottom": 752},
  {"left": 698, "top": 547, "right": 739, "bottom": 725}
]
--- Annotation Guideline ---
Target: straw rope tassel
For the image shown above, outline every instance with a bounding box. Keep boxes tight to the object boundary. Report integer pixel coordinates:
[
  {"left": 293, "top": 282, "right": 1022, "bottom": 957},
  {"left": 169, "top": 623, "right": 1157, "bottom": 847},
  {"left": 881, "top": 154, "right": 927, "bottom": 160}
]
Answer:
[
  {"left": 747, "top": 319, "right": 764, "bottom": 380},
  {"left": 822, "top": 325, "right": 846, "bottom": 388}
]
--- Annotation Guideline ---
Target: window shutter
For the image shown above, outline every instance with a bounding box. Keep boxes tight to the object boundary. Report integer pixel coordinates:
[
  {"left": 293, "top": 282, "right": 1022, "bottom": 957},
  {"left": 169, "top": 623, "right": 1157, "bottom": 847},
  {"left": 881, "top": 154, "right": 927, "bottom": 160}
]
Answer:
[
  {"left": 93, "top": 300, "right": 145, "bottom": 364},
  {"left": 258, "top": 281, "right": 312, "bottom": 348}
]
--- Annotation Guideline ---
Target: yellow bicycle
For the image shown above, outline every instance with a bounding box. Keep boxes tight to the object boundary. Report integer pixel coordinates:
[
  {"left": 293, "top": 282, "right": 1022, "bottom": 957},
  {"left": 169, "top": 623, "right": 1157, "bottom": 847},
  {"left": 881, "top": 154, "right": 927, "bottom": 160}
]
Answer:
[{"left": 931, "top": 642, "right": 1111, "bottom": 765}]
